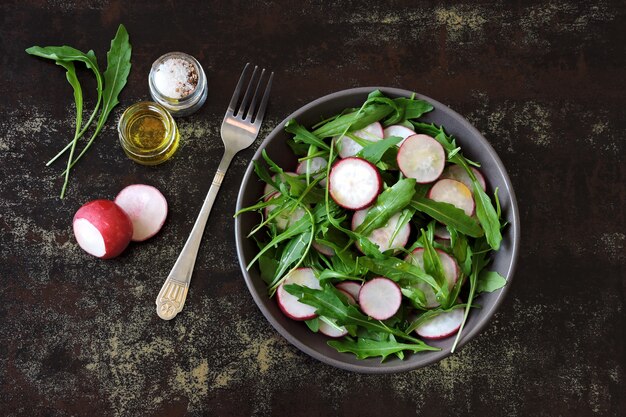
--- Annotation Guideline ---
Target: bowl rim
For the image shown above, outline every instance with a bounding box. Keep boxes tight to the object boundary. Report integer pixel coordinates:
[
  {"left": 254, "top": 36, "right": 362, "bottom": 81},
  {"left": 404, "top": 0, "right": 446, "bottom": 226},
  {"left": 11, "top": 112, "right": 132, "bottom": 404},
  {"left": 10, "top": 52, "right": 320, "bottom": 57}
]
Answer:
[{"left": 235, "top": 86, "right": 521, "bottom": 373}]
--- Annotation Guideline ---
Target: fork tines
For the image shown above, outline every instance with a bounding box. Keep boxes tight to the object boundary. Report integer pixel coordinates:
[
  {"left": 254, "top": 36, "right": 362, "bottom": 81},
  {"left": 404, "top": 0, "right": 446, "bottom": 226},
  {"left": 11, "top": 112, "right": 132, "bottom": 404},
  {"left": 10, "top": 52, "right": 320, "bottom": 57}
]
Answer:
[{"left": 228, "top": 63, "right": 274, "bottom": 124}]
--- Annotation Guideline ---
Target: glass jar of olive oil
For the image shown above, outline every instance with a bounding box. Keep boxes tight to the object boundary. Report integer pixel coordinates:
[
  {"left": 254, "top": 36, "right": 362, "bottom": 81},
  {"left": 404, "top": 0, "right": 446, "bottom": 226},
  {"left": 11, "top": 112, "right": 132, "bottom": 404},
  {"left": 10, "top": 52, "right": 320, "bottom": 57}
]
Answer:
[{"left": 118, "top": 102, "right": 179, "bottom": 165}]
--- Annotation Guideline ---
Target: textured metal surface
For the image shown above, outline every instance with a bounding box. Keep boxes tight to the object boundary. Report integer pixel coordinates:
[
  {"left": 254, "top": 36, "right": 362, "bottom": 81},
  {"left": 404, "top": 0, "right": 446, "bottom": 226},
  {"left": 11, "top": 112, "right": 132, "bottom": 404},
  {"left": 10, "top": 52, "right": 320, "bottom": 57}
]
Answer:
[{"left": 0, "top": 1, "right": 624, "bottom": 416}]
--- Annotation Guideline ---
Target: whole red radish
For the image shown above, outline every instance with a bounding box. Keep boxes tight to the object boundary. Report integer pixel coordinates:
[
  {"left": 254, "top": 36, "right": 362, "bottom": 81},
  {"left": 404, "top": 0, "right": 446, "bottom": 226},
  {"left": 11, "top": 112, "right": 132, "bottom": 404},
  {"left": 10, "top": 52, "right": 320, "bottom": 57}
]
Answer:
[{"left": 73, "top": 200, "right": 133, "bottom": 259}]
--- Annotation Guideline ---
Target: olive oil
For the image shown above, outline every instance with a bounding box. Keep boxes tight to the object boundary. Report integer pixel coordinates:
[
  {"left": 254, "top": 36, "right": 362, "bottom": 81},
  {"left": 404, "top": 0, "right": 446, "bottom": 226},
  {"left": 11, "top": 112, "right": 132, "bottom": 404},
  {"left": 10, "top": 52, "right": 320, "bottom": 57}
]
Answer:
[{"left": 118, "top": 102, "right": 179, "bottom": 165}]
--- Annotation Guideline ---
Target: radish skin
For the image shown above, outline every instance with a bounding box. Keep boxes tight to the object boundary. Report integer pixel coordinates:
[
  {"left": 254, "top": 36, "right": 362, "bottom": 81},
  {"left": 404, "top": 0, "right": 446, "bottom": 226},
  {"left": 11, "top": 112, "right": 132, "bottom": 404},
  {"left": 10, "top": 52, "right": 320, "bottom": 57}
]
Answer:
[{"left": 73, "top": 200, "right": 133, "bottom": 259}]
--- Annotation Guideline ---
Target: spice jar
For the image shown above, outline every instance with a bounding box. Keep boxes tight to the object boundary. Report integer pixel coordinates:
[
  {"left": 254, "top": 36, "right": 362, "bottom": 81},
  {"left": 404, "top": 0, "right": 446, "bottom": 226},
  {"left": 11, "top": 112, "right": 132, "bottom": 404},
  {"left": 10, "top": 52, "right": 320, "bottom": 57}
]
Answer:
[
  {"left": 148, "top": 52, "right": 208, "bottom": 117},
  {"left": 118, "top": 101, "right": 180, "bottom": 165}
]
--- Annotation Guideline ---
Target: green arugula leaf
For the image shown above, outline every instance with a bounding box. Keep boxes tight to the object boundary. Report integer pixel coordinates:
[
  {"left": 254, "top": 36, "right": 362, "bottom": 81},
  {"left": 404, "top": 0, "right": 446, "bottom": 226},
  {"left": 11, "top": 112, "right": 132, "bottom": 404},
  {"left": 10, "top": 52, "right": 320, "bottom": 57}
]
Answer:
[
  {"left": 476, "top": 270, "right": 507, "bottom": 293},
  {"left": 356, "top": 135, "right": 402, "bottom": 164},
  {"left": 355, "top": 178, "right": 416, "bottom": 235},
  {"left": 411, "top": 197, "right": 483, "bottom": 238},
  {"left": 328, "top": 337, "right": 437, "bottom": 361},
  {"left": 358, "top": 256, "right": 440, "bottom": 290},
  {"left": 285, "top": 119, "right": 330, "bottom": 150},
  {"left": 312, "top": 103, "right": 394, "bottom": 138},
  {"left": 473, "top": 183, "right": 502, "bottom": 250}
]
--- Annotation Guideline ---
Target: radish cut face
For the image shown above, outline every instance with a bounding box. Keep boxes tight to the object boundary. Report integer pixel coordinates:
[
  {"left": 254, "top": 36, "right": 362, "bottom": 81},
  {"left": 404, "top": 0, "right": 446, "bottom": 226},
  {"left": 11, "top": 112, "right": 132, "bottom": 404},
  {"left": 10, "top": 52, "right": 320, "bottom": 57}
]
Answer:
[
  {"left": 441, "top": 165, "right": 487, "bottom": 192},
  {"left": 358, "top": 277, "right": 402, "bottom": 320},
  {"left": 115, "top": 184, "right": 168, "bottom": 242},
  {"left": 264, "top": 193, "right": 306, "bottom": 230},
  {"left": 296, "top": 157, "right": 328, "bottom": 187},
  {"left": 329, "top": 157, "right": 381, "bottom": 210},
  {"left": 428, "top": 179, "right": 475, "bottom": 216},
  {"left": 383, "top": 124, "right": 415, "bottom": 147},
  {"left": 319, "top": 318, "right": 349, "bottom": 338},
  {"left": 397, "top": 134, "right": 446, "bottom": 183},
  {"left": 336, "top": 281, "right": 362, "bottom": 302},
  {"left": 73, "top": 199, "right": 133, "bottom": 259},
  {"left": 312, "top": 241, "right": 335, "bottom": 257},
  {"left": 334, "top": 122, "right": 384, "bottom": 158},
  {"left": 352, "top": 210, "right": 410, "bottom": 253},
  {"left": 277, "top": 268, "right": 321, "bottom": 321},
  {"left": 415, "top": 308, "right": 464, "bottom": 339},
  {"left": 434, "top": 224, "right": 451, "bottom": 240},
  {"left": 404, "top": 248, "right": 459, "bottom": 308}
]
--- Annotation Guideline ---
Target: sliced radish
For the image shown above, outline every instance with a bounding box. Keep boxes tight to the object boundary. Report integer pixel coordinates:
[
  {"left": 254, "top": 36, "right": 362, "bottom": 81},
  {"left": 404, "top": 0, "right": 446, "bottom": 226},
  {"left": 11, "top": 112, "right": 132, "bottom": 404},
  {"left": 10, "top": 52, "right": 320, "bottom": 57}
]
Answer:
[
  {"left": 114, "top": 184, "right": 168, "bottom": 242},
  {"left": 263, "top": 172, "right": 298, "bottom": 196},
  {"left": 441, "top": 165, "right": 487, "bottom": 191},
  {"left": 329, "top": 157, "right": 381, "bottom": 210},
  {"left": 73, "top": 200, "right": 133, "bottom": 259},
  {"left": 383, "top": 124, "right": 415, "bottom": 147},
  {"left": 318, "top": 318, "right": 349, "bottom": 338},
  {"left": 336, "top": 288, "right": 357, "bottom": 305},
  {"left": 264, "top": 193, "right": 306, "bottom": 230},
  {"left": 333, "top": 122, "right": 383, "bottom": 158},
  {"left": 352, "top": 210, "right": 410, "bottom": 253},
  {"left": 296, "top": 157, "right": 328, "bottom": 187},
  {"left": 397, "top": 134, "right": 446, "bottom": 183},
  {"left": 404, "top": 248, "right": 459, "bottom": 308},
  {"left": 415, "top": 308, "right": 464, "bottom": 339},
  {"left": 336, "top": 281, "right": 362, "bottom": 302},
  {"left": 428, "top": 179, "right": 475, "bottom": 216},
  {"left": 358, "top": 278, "right": 402, "bottom": 320},
  {"left": 434, "top": 224, "right": 451, "bottom": 240},
  {"left": 277, "top": 268, "right": 321, "bottom": 321},
  {"left": 312, "top": 241, "right": 335, "bottom": 257}
]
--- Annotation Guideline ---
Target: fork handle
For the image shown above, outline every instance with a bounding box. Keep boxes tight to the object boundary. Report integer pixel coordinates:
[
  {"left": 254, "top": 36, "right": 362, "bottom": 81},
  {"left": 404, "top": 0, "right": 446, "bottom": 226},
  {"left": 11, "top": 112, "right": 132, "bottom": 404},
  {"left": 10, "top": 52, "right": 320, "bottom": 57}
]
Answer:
[{"left": 156, "top": 150, "right": 235, "bottom": 320}]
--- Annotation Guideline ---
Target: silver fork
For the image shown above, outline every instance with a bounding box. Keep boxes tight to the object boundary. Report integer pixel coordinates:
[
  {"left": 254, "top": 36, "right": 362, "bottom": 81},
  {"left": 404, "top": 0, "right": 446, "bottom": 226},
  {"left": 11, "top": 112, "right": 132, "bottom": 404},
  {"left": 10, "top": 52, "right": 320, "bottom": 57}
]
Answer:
[{"left": 156, "top": 64, "right": 274, "bottom": 320}]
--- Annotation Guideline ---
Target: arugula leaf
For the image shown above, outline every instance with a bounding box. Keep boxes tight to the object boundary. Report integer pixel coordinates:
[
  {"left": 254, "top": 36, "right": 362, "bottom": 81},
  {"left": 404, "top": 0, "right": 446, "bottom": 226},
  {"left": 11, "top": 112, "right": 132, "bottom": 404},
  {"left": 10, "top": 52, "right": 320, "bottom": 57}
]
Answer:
[
  {"left": 472, "top": 183, "right": 502, "bottom": 250},
  {"left": 419, "top": 226, "right": 449, "bottom": 302},
  {"left": 312, "top": 103, "right": 394, "bottom": 138},
  {"left": 476, "top": 270, "right": 507, "bottom": 293},
  {"left": 356, "top": 135, "right": 402, "bottom": 164},
  {"left": 285, "top": 119, "right": 330, "bottom": 150},
  {"left": 384, "top": 98, "right": 433, "bottom": 126},
  {"left": 328, "top": 337, "right": 437, "bottom": 361},
  {"left": 358, "top": 256, "right": 440, "bottom": 290},
  {"left": 355, "top": 178, "right": 416, "bottom": 235},
  {"left": 411, "top": 197, "right": 483, "bottom": 238},
  {"left": 270, "top": 230, "right": 313, "bottom": 287}
]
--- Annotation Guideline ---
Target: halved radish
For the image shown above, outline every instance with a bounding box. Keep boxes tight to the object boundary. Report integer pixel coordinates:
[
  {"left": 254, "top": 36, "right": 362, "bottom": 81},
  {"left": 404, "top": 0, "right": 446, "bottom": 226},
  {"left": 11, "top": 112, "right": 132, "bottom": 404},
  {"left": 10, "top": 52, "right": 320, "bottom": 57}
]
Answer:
[
  {"left": 358, "top": 278, "right": 402, "bottom": 320},
  {"left": 336, "top": 288, "right": 357, "bottom": 305},
  {"left": 428, "top": 179, "right": 475, "bottom": 216},
  {"left": 415, "top": 308, "right": 464, "bottom": 339},
  {"left": 383, "top": 124, "right": 415, "bottom": 147},
  {"left": 263, "top": 172, "right": 298, "bottom": 196},
  {"left": 329, "top": 157, "right": 381, "bottom": 210},
  {"left": 397, "top": 134, "right": 446, "bottom": 183},
  {"left": 312, "top": 241, "right": 335, "bottom": 257},
  {"left": 336, "top": 281, "right": 362, "bottom": 302},
  {"left": 277, "top": 268, "right": 321, "bottom": 321},
  {"left": 441, "top": 165, "right": 487, "bottom": 191},
  {"left": 351, "top": 210, "right": 410, "bottom": 253},
  {"left": 404, "top": 248, "right": 459, "bottom": 308},
  {"left": 296, "top": 157, "right": 328, "bottom": 187},
  {"left": 334, "top": 122, "right": 383, "bottom": 158},
  {"left": 264, "top": 193, "right": 306, "bottom": 230},
  {"left": 73, "top": 200, "right": 133, "bottom": 259},
  {"left": 319, "top": 318, "right": 349, "bottom": 338},
  {"left": 114, "top": 184, "right": 168, "bottom": 242}
]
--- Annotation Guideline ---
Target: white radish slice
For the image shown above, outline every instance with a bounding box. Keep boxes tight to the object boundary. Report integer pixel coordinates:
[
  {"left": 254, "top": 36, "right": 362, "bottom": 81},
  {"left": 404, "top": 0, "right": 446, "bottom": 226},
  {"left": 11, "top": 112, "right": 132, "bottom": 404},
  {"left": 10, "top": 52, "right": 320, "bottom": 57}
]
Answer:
[
  {"left": 114, "top": 184, "right": 168, "bottom": 242},
  {"left": 383, "top": 124, "right": 415, "bottom": 147},
  {"left": 434, "top": 224, "right": 451, "bottom": 240},
  {"left": 73, "top": 200, "right": 133, "bottom": 259},
  {"left": 264, "top": 193, "right": 306, "bottom": 230},
  {"left": 397, "top": 134, "right": 446, "bottom": 183},
  {"left": 334, "top": 122, "right": 384, "bottom": 158},
  {"left": 329, "top": 157, "right": 381, "bottom": 210},
  {"left": 296, "top": 157, "right": 328, "bottom": 187},
  {"left": 441, "top": 165, "right": 487, "bottom": 191},
  {"left": 336, "top": 281, "right": 362, "bottom": 302},
  {"left": 415, "top": 308, "right": 464, "bottom": 339},
  {"left": 312, "top": 241, "right": 335, "bottom": 257},
  {"left": 277, "top": 268, "right": 321, "bottom": 321},
  {"left": 428, "top": 179, "right": 475, "bottom": 216},
  {"left": 404, "top": 248, "right": 459, "bottom": 308},
  {"left": 336, "top": 288, "right": 357, "bottom": 305},
  {"left": 263, "top": 172, "right": 298, "bottom": 196},
  {"left": 318, "top": 318, "right": 349, "bottom": 338},
  {"left": 358, "top": 278, "right": 402, "bottom": 320},
  {"left": 352, "top": 210, "right": 410, "bottom": 253}
]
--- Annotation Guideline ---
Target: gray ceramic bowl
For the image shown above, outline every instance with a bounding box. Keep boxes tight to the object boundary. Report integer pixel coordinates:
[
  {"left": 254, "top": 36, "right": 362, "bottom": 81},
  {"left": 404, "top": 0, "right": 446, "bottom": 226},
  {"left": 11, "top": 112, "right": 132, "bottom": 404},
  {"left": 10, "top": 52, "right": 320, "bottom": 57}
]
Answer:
[{"left": 235, "top": 87, "right": 520, "bottom": 373}]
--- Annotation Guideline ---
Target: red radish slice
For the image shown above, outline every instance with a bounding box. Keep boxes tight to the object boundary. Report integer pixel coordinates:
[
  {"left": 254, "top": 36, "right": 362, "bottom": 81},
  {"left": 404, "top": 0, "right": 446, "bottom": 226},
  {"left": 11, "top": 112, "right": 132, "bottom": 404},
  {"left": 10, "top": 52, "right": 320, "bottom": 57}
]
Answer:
[
  {"left": 336, "top": 288, "right": 357, "bottom": 305},
  {"left": 318, "top": 318, "right": 349, "bottom": 338},
  {"left": 296, "top": 157, "right": 328, "bottom": 187},
  {"left": 404, "top": 248, "right": 459, "bottom": 308},
  {"left": 383, "top": 124, "right": 415, "bottom": 147},
  {"left": 73, "top": 200, "right": 133, "bottom": 259},
  {"left": 336, "top": 281, "right": 362, "bottom": 302},
  {"left": 434, "top": 224, "right": 451, "bottom": 240},
  {"left": 441, "top": 165, "right": 487, "bottom": 191},
  {"left": 428, "top": 179, "right": 475, "bottom": 216},
  {"left": 114, "top": 184, "right": 168, "bottom": 242},
  {"left": 352, "top": 210, "right": 410, "bottom": 253},
  {"left": 329, "top": 157, "right": 381, "bottom": 210},
  {"left": 277, "top": 268, "right": 321, "bottom": 321},
  {"left": 415, "top": 308, "right": 464, "bottom": 339},
  {"left": 397, "top": 134, "right": 446, "bottom": 183},
  {"left": 312, "top": 241, "right": 335, "bottom": 257},
  {"left": 264, "top": 193, "right": 306, "bottom": 230},
  {"left": 263, "top": 172, "right": 298, "bottom": 196},
  {"left": 358, "top": 278, "right": 402, "bottom": 320},
  {"left": 334, "top": 122, "right": 384, "bottom": 158}
]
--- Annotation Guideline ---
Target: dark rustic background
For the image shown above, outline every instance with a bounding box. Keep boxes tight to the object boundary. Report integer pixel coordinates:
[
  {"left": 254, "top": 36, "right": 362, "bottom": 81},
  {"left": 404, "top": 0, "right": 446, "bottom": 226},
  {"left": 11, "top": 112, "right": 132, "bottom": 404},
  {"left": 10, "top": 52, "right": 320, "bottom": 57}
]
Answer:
[{"left": 1, "top": 1, "right": 624, "bottom": 416}]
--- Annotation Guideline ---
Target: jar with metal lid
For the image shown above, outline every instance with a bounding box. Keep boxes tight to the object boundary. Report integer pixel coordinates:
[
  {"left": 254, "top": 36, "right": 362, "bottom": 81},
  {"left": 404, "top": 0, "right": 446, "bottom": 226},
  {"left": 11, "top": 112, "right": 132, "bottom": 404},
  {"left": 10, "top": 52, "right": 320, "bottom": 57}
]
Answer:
[
  {"left": 118, "top": 101, "right": 180, "bottom": 165},
  {"left": 148, "top": 52, "right": 208, "bottom": 117}
]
